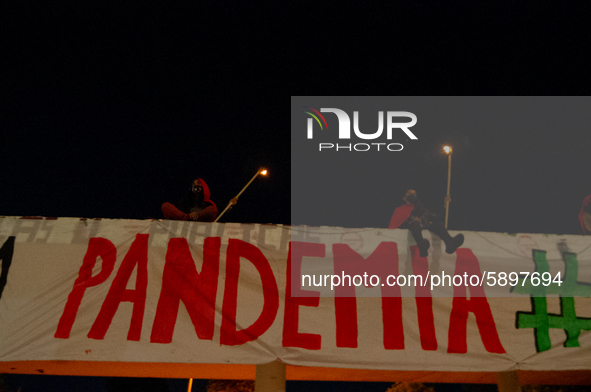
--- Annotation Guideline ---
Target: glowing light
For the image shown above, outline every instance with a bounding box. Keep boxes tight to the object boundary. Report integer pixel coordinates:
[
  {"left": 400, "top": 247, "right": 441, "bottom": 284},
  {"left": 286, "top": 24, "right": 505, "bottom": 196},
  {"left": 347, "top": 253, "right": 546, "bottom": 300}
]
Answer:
[
  {"left": 443, "top": 145, "right": 452, "bottom": 154},
  {"left": 261, "top": 169, "right": 268, "bottom": 175}
]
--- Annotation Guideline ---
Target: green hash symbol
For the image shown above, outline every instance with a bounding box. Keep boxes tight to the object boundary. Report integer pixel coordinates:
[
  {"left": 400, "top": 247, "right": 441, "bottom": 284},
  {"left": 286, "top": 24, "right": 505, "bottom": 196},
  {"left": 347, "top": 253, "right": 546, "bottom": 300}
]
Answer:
[{"left": 514, "top": 250, "right": 591, "bottom": 352}]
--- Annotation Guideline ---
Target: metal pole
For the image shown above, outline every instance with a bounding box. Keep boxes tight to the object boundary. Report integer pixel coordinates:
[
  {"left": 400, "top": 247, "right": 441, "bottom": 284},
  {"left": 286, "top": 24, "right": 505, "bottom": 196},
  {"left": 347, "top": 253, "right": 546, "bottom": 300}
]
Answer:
[
  {"left": 214, "top": 168, "right": 266, "bottom": 223},
  {"left": 496, "top": 370, "right": 522, "bottom": 392},
  {"left": 445, "top": 152, "right": 452, "bottom": 229},
  {"left": 187, "top": 378, "right": 193, "bottom": 392},
  {"left": 254, "top": 360, "right": 286, "bottom": 392}
]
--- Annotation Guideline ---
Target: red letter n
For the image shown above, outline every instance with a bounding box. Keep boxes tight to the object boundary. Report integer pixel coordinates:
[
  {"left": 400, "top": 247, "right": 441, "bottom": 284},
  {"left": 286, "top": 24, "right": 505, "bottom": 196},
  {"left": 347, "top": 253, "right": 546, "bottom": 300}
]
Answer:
[{"left": 150, "top": 237, "right": 221, "bottom": 343}]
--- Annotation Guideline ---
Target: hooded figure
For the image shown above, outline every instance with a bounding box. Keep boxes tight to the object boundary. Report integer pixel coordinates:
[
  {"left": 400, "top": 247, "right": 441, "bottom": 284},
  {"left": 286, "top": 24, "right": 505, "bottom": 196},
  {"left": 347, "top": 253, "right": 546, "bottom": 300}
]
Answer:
[
  {"left": 389, "top": 189, "right": 464, "bottom": 257},
  {"left": 162, "top": 178, "right": 218, "bottom": 222},
  {"left": 579, "top": 194, "right": 591, "bottom": 235}
]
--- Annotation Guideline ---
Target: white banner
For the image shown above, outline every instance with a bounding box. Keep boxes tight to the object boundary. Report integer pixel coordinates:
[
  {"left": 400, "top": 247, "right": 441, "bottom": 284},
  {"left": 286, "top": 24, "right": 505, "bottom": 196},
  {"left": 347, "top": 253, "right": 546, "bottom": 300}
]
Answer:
[{"left": 0, "top": 217, "right": 590, "bottom": 371}]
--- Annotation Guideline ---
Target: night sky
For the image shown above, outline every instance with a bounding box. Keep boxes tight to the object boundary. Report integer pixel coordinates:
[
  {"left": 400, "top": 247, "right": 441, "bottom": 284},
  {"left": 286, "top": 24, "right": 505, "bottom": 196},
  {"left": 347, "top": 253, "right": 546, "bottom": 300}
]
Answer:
[
  {"left": 3, "top": 4, "right": 591, "bottom": 235},
  {"left": 3, "top": 3, "right": 290, "bottom": 226},
  {"left": 2, "top": 2, "right": 591, "bottom": 391}
]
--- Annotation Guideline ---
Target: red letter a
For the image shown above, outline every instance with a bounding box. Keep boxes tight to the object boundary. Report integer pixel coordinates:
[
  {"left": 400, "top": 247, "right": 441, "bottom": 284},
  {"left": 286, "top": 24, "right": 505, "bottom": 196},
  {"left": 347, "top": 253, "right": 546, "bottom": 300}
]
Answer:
[
  {"left": 447, "top": 248, "right": 505, "bottom": 354},
  {"left": 87, "top": 234, "right": 149, "bottom": 341}
]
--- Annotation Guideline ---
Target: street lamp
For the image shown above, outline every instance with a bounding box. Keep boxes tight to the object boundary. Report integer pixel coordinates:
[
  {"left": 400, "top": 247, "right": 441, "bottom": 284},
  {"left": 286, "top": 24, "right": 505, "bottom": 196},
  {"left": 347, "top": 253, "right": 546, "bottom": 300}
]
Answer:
[{"left": 443, "top": 146, "right": 452, "bottom": 229}]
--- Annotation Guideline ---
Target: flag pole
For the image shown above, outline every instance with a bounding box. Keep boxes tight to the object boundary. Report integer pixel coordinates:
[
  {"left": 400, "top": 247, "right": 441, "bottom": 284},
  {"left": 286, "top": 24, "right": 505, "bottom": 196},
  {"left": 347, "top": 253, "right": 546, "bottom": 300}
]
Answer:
[{"left": 443, "top": 146, "right": 452, "bottom": 229}]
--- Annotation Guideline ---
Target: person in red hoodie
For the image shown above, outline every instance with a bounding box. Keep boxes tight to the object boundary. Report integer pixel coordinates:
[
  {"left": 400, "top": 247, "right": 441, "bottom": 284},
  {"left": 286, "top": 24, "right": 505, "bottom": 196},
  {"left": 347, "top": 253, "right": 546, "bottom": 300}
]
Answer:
[
  {"left": 389, "top": 189, "right": 464, "bottom": 257},
  {"left": 579, "top": 194, "right": 591, "bottom": 235},
  {"left": 161, "top": 178, "right": 218, "bottom": 222}
]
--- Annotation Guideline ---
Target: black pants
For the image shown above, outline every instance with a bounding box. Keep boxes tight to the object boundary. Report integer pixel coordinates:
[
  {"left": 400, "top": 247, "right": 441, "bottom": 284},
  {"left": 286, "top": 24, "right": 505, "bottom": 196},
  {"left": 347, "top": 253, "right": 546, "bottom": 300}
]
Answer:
[{"left": 407, "top": 219, "right": 452, "bottom": 245}]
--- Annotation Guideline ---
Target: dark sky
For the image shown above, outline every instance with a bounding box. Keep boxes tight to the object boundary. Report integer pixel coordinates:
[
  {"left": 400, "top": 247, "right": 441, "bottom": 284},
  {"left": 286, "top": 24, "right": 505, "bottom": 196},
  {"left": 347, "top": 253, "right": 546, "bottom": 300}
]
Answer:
[
  {"left": 3, "top": 3, "right": 590, "bottom": 234},
  {"left": 2, "top": 3, "right": 291, "bottom": 226}
]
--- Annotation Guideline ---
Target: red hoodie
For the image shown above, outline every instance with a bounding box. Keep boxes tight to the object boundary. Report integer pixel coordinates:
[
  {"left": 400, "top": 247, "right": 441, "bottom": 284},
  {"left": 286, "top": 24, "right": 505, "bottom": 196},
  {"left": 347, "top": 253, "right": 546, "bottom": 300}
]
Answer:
[
  {"left": 162, "top": 178, "right": 218, "bottom": 222},
  {"left": 189, "top": 177, "right": 217, "bottom": 221},
  {"left": 197, "top": 178, "right": 217, "bottom": 211}
]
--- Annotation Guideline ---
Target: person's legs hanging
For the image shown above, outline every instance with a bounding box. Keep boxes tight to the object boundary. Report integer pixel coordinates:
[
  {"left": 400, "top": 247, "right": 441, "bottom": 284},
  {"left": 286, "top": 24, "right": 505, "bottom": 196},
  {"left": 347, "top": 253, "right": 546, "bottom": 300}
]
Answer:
[
  {"left": 408, "top": 220, "right": 430, "bottom": 257},
  {"left": 428, "top": 221, "right": 464, "bottom": 254}
]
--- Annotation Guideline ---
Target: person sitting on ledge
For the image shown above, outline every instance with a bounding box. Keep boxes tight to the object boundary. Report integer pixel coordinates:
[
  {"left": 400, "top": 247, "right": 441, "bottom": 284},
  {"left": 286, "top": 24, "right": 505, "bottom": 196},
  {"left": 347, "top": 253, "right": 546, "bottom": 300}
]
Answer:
[
  {"left": 388, "top": 189, "right": 464, "bottom": 257},
  {"left": 162, "top": 178, "right": 218, "bottom": 222}
]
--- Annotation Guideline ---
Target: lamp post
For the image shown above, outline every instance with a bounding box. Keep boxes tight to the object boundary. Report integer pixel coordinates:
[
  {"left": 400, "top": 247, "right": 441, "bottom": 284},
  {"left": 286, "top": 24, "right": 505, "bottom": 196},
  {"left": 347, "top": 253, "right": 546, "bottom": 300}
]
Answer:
[
  {"left": 443, "top": 145, "right": 452, "bottom": 229},
  {"left": 214, "top": 167, "right": 268, "bottom": 222}
]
